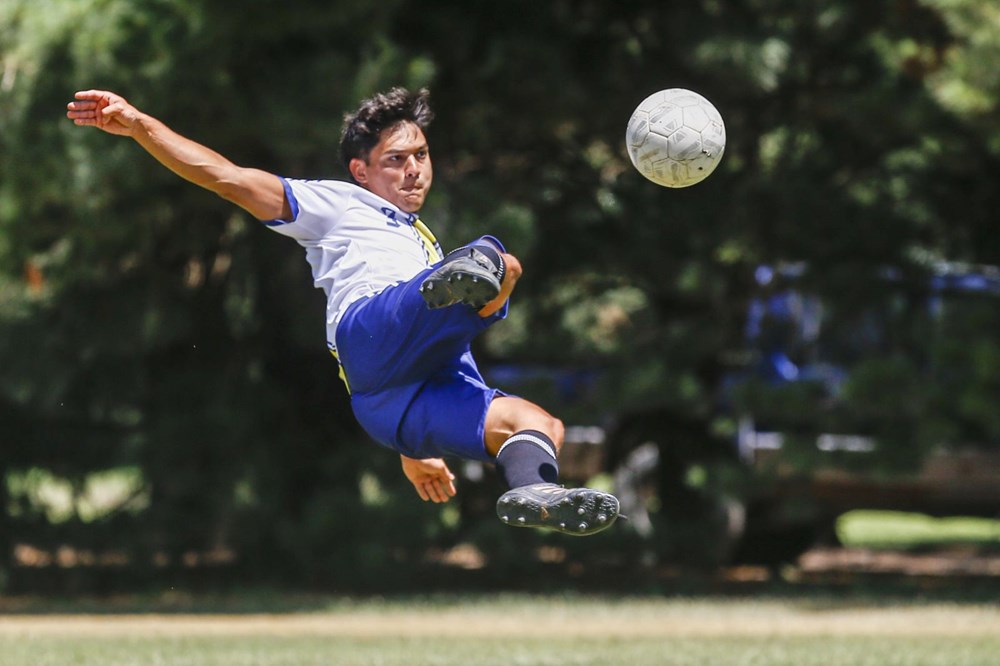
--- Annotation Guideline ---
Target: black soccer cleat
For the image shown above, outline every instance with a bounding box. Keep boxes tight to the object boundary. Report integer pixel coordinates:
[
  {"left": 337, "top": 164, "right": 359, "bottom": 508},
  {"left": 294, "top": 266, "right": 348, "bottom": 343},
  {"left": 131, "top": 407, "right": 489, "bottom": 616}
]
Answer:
[
  {"left": 496, "top": 483, "right": 620, "bottom": 536},
  {"left": 420, "top": 246, "right": 504, "bottom": 309}
]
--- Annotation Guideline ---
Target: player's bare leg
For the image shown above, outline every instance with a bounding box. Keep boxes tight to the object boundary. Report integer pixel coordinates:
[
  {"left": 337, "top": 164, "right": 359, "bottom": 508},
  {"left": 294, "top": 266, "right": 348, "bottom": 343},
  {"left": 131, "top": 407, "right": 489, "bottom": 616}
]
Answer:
[
  {"left": 423, "top": 239, "right": 620, "bottom": 535},
  {"left": 485, "top": 396, "right": 620, "bottom": 536}
]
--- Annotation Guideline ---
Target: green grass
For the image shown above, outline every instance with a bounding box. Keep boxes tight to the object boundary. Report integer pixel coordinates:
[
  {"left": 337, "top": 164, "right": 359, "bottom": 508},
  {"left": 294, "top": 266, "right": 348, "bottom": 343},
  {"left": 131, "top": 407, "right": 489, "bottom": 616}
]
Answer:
[
  {"left": 2, "top": 595, "right": 998, "bottom": 666},
  {"left": 3, "top": 635, "right": 996, "bottom": 666},
  {"left": 838, "top": 510, "right": 1000, "bottom": 549}
]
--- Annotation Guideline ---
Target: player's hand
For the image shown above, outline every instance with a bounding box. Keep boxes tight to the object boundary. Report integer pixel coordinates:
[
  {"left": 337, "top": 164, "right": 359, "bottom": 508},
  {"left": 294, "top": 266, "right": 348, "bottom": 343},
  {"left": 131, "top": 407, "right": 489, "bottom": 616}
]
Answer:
[
  {"left": 66, "top": 90, "right": 140, "bottom": 137},
  {"left": 400, "top": 455, "right": 457, "bottom": 503}
]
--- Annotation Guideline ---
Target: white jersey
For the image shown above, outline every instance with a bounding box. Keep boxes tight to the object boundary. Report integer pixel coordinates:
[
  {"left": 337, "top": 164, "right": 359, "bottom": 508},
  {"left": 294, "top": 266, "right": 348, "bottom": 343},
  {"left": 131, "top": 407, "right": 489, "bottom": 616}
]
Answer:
[{"left": 264, "top": 178, "right": 443, "bottom": 353}]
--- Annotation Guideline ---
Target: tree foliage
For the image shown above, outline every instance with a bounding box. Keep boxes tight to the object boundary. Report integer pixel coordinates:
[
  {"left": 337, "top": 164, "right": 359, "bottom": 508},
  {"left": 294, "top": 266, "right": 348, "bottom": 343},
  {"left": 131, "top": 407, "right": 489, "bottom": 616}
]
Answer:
[{"left": 1, "top": 0, "right": 999, "bottom": 589}]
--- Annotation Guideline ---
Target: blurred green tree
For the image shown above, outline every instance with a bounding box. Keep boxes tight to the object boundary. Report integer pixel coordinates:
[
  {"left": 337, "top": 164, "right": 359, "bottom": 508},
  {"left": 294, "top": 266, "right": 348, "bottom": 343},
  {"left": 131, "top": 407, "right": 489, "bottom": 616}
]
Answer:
[{"left": 1, "top": 0, "right": 999, "bottom": 586}]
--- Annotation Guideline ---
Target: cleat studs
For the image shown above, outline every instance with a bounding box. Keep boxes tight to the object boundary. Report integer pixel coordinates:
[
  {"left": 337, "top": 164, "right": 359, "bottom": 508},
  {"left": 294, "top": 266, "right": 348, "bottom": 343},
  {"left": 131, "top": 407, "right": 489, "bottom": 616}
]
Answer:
[
  {"left": 517, "top": 498, "right": 527, "bottom": 506},
  {"left": 597, "top": 514, "right": 607, "bottom": 524},
  {"left": 499, "top": 497, "right": 510, "bottom": 506},
  {"left": 517, "top": 516, "right": 526, "bottom": 524},
  {"left": 501, "top": 515, "right": 509, "bottom": 523},
  {"left": 559, "top": 522, "right": 566, "bottom": 529},
  {"left": 578, "top": 522, "right": 588, "bottom": 532},
  {"left": 577, "top": 507, "right": 586, "bottom": 516}
]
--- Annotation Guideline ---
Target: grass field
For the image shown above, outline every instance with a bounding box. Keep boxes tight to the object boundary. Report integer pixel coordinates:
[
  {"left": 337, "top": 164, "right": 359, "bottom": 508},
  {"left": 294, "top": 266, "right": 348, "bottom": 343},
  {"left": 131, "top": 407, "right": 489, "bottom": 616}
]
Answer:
[
  {"left": 3, "top": 510, "right": 998, "bottom": 665},
  {"left": 2, "top": 594, "right": 998, "bottom": 666}
]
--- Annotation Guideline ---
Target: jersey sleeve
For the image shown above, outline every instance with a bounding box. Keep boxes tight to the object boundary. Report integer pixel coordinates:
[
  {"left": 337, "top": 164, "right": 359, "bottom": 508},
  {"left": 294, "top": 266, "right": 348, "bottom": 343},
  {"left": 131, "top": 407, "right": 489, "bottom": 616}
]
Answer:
[{"left": 261, "top": 178, "right": 352, "bottom": 241}]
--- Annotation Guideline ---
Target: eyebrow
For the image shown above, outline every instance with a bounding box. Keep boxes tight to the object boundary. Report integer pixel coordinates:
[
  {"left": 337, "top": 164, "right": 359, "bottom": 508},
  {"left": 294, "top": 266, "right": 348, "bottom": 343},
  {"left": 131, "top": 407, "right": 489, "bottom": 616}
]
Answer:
[
  {"left": 383, "top": 144, "right": 428, "bottom": 155},
  {"left": 385, "top": 141, "right": 427, "bottom": 153}
]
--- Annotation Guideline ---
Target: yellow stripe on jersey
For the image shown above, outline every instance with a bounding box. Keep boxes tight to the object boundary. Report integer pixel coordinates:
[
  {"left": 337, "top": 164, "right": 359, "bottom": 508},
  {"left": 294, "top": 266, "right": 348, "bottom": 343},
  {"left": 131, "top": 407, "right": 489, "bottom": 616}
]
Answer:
[
  {"left": 330, "top": 218, "right": 440, "bottom": 396},
  {"left": 413, "top": 218, "right": 443, "bottom": 264},
  {"left": 330, "top": 349, "right": 351, "bottom": 394}
]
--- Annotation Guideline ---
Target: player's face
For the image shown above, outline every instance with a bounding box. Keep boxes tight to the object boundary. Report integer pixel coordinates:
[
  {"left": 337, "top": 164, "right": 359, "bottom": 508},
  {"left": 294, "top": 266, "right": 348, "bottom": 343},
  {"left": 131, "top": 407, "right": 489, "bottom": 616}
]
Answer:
[{"left": 352, "top": 121, "right": 433, "bottom": 213}]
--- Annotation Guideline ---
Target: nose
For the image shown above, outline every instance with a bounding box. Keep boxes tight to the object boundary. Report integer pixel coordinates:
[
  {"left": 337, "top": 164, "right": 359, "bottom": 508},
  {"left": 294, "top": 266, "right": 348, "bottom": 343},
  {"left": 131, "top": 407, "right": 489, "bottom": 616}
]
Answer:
[{"left": 404, "top": 154, "right": 420, "bottom": 176}]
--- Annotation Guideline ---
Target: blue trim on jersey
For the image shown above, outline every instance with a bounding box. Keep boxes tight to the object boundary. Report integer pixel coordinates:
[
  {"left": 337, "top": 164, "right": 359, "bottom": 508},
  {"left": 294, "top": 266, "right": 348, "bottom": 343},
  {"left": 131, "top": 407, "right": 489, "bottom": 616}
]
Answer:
[
  {"left": 473, "top": 234, "right": 505, "bottom": 255},
  {"left": 262, "top": 178, "right": 299, "bottom": 226},
  {"left": 380, "top": 206, "right": 418, "bottom": 227}
]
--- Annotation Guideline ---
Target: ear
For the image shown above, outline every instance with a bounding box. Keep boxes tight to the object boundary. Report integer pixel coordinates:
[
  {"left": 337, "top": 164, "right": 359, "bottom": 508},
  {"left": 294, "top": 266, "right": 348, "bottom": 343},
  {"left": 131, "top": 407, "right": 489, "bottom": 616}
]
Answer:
[{"left": 349, "top": 158, "right": 367, "bottom": 184}]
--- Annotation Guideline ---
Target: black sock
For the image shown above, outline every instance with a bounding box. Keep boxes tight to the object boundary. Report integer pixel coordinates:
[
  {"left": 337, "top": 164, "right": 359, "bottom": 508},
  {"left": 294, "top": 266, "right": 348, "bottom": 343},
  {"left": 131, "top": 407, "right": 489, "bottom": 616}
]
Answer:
[{"left": 495, "top": 430, "right": 559, "bottom": 489}]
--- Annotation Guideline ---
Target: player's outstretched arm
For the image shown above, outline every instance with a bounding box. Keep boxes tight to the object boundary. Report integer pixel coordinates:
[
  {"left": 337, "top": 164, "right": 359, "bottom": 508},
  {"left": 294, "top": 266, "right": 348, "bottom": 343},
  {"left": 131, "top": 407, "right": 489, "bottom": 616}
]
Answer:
[
  {"left": 400, "top": 455, "right": 457, "bottom": 503},
  {"left": 66, "top": 90, "right": 289, "bottom": 221}
]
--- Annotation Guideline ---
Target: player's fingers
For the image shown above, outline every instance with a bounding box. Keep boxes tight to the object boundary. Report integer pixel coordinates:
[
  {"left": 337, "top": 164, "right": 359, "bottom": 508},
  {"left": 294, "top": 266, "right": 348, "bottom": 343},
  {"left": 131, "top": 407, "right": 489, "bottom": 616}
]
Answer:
[
  {"left": 74, "top": 90, "right": 119, "bottom": 102},
  {"left": 414, "top": 482, "right": 430, "bottom": 502},
  {"left": 426, "top": 481, "right": 444, "bottom": 503},
  {"left": 433, "top": 479, "right": 454, "bottom": 503},
  {"left": 100, "top": 102, "right": 127, "bottom": 122},
  {"left": 69, "top": 115, "right": 98, "bottom": 126},
  {"left": 66, "top": 101, "right": 99, "bottom": 124},
  {"left": 438, "top": 466, "right": 456, "bottom": 497}
]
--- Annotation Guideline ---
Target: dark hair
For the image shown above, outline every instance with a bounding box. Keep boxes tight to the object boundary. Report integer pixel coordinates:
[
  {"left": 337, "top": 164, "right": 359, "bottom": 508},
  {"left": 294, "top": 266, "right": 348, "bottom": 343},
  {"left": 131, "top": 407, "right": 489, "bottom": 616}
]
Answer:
[{"left": 339, "top": 87, "right": 434, "bottom": 177}]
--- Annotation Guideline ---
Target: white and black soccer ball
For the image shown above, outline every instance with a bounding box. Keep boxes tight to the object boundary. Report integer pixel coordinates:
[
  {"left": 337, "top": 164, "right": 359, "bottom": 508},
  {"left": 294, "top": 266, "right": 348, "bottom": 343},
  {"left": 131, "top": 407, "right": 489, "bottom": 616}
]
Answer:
[{"left": 625, "top": 88, "right": 726, "bottom": 188}]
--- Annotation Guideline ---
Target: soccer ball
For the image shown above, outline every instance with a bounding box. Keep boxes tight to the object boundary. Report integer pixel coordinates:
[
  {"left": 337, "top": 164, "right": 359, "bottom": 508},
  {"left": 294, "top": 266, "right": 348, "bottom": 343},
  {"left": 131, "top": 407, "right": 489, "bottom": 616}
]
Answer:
[{"left": 625, "top": 88, "right": 726, "bottom": 188}]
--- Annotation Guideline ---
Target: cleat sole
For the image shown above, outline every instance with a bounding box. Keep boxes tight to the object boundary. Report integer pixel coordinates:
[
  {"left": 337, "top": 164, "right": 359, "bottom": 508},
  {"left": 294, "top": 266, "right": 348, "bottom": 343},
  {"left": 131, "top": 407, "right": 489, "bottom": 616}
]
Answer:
[
  {"left": 420, "top": 251, "right": 502, "bottom": 309},
  {"left": 495, "top": 483, "right": 620, "bottom": 536}
]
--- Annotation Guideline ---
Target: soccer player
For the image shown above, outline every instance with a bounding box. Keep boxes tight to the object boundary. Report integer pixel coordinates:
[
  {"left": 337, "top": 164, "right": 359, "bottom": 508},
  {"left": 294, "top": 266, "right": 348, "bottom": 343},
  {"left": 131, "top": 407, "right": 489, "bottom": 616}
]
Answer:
[{"left": 66, "top": 87, "right": 620, "bottom": 536}]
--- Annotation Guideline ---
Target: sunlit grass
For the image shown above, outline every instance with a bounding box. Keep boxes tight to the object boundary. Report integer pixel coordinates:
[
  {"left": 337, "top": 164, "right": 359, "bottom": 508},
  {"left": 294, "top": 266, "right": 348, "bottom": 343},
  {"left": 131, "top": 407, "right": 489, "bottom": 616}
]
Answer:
[
  {"left": 1, "top": 595, "right": 998, "bottom": 666},
  {"left": 838, "top": 510, "right": 1000, "bottom": 549}
]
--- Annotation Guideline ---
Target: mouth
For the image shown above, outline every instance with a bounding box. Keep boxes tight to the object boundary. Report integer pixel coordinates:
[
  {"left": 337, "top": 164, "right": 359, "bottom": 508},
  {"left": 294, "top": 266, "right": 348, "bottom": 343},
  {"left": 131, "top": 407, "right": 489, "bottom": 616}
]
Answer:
[{"left": 397, "top": 185, "right": 425, "bottom": 211}]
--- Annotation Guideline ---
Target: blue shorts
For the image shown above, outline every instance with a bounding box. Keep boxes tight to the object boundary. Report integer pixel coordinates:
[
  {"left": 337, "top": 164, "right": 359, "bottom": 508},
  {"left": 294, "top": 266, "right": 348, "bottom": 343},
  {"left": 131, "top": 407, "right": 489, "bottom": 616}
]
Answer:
[{"left": 334, "top": 248, "right": 508, "bottom": 461}]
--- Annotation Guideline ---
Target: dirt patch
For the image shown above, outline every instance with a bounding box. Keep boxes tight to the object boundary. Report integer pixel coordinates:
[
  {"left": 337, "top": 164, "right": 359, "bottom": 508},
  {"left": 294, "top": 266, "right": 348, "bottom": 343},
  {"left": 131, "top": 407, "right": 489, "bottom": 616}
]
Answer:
[
  {"left": 0, "top": 601, "right": 998, "bottom": 639},
  {"left": 799, "top": 546, "right": 1000, "bottom": 578}
]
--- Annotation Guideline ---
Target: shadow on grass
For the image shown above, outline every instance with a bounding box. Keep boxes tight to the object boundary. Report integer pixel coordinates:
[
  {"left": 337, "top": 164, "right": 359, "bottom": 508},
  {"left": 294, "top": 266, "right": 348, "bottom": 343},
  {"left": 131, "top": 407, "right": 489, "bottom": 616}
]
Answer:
[{"left": 3, "top": 549, "right": 1000, "bottom": 616}]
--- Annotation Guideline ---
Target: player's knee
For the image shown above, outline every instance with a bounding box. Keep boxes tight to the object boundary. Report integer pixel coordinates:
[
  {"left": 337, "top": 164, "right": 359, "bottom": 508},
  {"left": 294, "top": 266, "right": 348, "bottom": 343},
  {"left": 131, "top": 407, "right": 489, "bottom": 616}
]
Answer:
[{"left": 547, "top": 416, "right": 565, "bottom": 453}]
